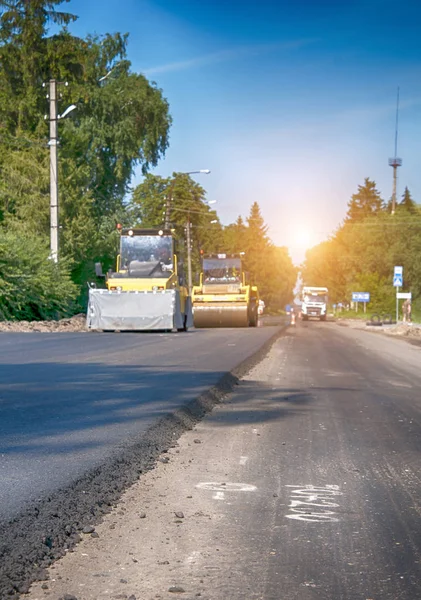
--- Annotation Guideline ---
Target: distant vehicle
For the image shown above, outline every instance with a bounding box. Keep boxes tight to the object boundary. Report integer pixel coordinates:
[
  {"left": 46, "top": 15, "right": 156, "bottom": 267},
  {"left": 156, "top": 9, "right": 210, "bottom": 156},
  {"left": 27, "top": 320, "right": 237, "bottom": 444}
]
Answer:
[
  {"left": 258, "top": 299, "right": 265, "bottom": 315},
  {"left": 301, "top": 286, "right": 328, "bottom": 321}
]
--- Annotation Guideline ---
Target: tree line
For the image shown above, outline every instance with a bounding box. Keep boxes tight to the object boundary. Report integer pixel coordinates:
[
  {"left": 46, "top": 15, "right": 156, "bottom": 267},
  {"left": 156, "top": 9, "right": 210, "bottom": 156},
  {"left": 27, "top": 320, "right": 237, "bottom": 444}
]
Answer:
[
  {"left": 0, "top": 0, "right": 296, "bottom": 320},
  {"left": 130, "top": 174, "right": 297, "bottom": 312},
  {"left": 302, "top": 179, "right": 421, "bottom": 316}
]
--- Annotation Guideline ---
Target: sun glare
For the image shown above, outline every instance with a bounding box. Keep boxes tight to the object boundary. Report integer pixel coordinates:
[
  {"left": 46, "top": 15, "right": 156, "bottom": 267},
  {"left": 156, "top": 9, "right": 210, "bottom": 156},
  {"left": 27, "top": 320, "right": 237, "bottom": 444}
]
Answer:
[{"left": 292, "top": 228, "right": 314, "bottom": 250}]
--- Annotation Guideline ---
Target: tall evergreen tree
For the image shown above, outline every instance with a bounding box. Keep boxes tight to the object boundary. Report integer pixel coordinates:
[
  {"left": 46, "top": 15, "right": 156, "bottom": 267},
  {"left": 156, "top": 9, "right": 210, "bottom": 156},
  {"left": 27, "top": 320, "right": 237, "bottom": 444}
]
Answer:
[
  {"left": 242, "top": 202, "right": 296, "bottom": 310},
  {"left": 221, "top": 216, "right": 247, "bottom": 254},
  {"left": 399, "top": 186, "right": 417, "bottom": 213},
  {"left": 346, "top": 178, "right": 383, "bottom": 221}
]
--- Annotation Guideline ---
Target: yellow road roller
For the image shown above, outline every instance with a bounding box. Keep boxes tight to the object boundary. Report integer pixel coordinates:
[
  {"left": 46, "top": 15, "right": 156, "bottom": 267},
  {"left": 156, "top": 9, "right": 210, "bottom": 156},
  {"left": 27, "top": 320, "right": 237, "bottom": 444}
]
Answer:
[
  {"left": 192, "top": 253, "right": 259, "bottom": 327},
  {"left": 87, "top": 228, "right": 192, "bottom": 332}
]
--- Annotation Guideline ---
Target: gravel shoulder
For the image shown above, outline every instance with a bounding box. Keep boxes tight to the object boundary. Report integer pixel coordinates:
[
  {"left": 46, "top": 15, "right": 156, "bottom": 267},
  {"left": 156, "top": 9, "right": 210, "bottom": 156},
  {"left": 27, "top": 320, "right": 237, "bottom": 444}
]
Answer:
[{"left": 336, "top": 318, "right": 421, "bottom": 344}]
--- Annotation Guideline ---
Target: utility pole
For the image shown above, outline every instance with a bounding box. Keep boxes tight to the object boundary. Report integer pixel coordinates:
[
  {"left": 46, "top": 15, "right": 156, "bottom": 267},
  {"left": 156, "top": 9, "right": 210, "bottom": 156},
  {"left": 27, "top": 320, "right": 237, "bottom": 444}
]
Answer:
[
  {"left": 164, "top": 178, "right": 176, "bottom": 230},
  {"left": 49, "top": 79, "right": 59, "bottom": 262},
  {"left": 186, "top": 218, "right": 193, "bottom": 295}
]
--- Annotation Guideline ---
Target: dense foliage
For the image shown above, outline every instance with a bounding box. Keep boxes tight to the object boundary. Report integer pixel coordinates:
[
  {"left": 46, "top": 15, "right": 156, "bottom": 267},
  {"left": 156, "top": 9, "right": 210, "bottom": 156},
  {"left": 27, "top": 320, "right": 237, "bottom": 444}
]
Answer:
[
  {"left": 0, "top": 229, "right": 77, "bottom": 319},
  {"left": 302, "top": 179, "right": 421, "bottom": 315},
  {"left": 0, "top": 0, "right": 171, "bottom": 318}
]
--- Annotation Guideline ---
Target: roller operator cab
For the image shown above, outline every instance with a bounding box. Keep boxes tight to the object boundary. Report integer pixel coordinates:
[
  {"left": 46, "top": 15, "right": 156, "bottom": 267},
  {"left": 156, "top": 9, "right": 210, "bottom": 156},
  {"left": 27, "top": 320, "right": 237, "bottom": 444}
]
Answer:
[
  {"left": 87, "top": 228, "right": 193, "bottom": 332},
  {"left": 192, "top": 253, "right": 259, "bottom": 328},
  {"left": 301, "top": 286, "right": 328, "bottom": 321}
]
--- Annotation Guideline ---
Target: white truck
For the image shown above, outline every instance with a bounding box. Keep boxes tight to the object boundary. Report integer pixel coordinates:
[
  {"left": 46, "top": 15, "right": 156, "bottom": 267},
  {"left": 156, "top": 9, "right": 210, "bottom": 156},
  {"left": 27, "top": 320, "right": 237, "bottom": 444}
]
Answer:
[{"left": 301, "top": 286, "right": 328, "bottom": 321}]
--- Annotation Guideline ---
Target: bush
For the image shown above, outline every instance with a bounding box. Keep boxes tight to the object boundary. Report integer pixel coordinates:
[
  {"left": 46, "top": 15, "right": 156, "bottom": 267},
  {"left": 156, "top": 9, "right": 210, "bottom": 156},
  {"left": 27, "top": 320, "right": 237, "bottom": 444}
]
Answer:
[{"left": 0, "top": 230, "right": 78, "bottom": 320}]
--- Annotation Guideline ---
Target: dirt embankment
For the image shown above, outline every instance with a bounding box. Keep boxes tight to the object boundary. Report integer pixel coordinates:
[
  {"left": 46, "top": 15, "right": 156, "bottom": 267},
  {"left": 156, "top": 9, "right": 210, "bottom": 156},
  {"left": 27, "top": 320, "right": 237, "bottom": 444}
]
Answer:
[
  {"left": 337, "top": 318, "right": 421, "bottom": 341},
  {"left": 0, "top": 314, "right": 87, "bottom": 333}
]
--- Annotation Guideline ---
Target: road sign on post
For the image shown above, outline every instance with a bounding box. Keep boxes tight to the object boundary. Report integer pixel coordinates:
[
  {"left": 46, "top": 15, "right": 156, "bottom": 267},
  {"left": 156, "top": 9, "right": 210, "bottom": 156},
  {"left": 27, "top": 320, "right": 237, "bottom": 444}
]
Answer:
[
  {"left": 352, "top": 292, "right": 370, "bottom": 302},
  {"left": 352, "top": 292, "right": 370, "bottom": 314},
  {"left": 394, "top": 266, "right": 403, "bottom": 321}
]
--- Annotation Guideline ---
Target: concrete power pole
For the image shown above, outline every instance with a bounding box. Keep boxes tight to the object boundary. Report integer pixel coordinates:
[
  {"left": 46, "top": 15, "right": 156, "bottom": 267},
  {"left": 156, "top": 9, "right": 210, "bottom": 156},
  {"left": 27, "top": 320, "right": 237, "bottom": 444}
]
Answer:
[
  {"left": 164, "top": 178, "right": 176, "bottom": 230},
  {"left": 49, "top": 79, "right": 59, "bottom": 262}
]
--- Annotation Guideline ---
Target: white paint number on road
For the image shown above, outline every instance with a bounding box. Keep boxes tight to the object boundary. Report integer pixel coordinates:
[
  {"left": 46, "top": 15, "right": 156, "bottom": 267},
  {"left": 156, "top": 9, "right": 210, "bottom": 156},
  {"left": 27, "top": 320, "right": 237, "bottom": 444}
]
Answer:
[
  {"left": 285, "top": 485, "right": 342, "bottom": 523},
  {"left": 196, "top": 482, "right": 257, "bottom": 492}
]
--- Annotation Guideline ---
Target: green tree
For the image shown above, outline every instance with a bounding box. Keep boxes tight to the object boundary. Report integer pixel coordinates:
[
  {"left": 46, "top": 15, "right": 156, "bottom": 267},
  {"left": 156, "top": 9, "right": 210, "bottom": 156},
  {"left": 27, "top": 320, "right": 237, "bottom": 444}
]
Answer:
[
  {"left": 219, "top": 216, "right": 247, "bottom": 254},
  {"left": 346, "top": 178, "right": 383, "bottom": 221},
  {"left": 242, "top": 203, "right": 296, "bottom": 310},
  {"left": 304, "top": 182, "right": 421, "bottom": 315},
  {"left": 399, "top": 187, "right": 417, "bottom": 213},
  {"left": 0, "top": 0, "right": 77, "bottom": 133},
  {"left": 302, "top": 238, "right": 346, "bottom": 303},
  {"left": 130, "top": 173, "right": 210, "bottom": 236},
  {"left": 130, "top": 173, "right": 218, "bottom": 283},
  {"left": 0, "top": 0, "right": 172, "bottom": 312}
]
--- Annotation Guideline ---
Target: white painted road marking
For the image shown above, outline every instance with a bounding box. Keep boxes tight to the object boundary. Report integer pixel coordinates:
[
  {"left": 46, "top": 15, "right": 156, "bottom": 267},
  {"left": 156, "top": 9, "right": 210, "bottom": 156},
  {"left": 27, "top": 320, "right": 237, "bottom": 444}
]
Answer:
[
  {"left": 213, "top": 491, "right": 225, "bottom": 500},
  {"left": 285, "top": 485, "right": 343, "bottom": 523},
  {"left": 196, "top": 482, "right": 257, "bottom": 492},
  {"left": 239, "top": 456, "right": 249, "bottom": 465}
]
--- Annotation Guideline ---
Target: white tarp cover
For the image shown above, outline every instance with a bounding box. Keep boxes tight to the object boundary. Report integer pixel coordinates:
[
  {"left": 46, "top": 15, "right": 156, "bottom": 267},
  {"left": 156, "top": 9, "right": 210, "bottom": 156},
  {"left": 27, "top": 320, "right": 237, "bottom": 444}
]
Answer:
[
  {"left": 184, "top": 296, "right": 194, "bottom": 329},
  {"left": 87, "top": 289, "right": 184, "bottom": 331}
]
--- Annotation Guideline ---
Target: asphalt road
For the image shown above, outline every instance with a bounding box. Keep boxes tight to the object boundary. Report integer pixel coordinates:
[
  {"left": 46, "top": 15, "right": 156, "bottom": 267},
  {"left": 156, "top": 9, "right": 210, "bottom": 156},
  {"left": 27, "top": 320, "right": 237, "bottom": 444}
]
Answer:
[
  {"left": 0, "top": 326, "right": 280, "bottom": 522},
  {"left": 23, "top": 320, "right": 421, "bottom": 600}
]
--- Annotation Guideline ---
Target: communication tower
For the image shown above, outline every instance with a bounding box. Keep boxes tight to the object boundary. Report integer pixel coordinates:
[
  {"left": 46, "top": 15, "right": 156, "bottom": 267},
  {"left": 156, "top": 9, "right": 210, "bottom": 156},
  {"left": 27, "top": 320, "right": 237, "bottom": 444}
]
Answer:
[{"left": 388, "top": 87, "right": 402, "bottom": 215}]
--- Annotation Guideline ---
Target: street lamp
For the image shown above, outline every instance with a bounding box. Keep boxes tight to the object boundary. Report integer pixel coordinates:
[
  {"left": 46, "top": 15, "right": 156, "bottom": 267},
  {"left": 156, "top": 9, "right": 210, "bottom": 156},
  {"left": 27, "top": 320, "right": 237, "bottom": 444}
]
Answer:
[
  {"left": 58, "top": 104, "right": 77, "bottom": 119},
  {"left": 98, "top": 61, "right": 124, "bottom": 83}
]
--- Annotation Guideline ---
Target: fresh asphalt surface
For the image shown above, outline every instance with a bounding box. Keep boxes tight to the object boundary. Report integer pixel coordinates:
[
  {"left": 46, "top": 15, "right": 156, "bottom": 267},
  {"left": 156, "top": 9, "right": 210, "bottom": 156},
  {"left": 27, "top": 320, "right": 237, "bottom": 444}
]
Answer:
[
  {"left": 2, "top": 319, "right": 421, "bottom": 599},
  {"left": 0, "top": 326, "right": 280, "bottom": 522}
]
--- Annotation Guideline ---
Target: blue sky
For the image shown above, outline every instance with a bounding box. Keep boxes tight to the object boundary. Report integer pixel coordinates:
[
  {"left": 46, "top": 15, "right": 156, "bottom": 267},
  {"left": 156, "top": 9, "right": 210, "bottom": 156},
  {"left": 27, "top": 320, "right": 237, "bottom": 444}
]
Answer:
[{"left": 62, "top": 0, "right": 421, "bottom": 263}]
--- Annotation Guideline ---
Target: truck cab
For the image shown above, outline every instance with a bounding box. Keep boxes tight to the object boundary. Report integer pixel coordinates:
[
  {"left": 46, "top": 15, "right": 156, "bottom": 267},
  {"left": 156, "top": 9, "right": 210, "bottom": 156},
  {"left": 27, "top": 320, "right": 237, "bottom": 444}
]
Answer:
[{"left": 301, "top": 286, "right": 328, "bottom": 321}]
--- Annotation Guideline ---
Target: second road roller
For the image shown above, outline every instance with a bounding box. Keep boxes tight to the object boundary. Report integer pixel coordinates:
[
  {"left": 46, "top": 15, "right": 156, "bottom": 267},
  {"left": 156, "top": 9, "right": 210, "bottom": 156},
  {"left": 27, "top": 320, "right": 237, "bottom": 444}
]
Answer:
[{"left": 192, "top": 253, "right": 259, "bottom": 327}]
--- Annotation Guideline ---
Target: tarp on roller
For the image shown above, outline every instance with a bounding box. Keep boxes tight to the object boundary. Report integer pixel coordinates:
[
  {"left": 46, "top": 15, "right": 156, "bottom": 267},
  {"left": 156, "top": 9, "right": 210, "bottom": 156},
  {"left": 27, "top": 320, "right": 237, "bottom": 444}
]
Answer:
[{"left": 87, "top": 289, "right": 185, "bottom": 331}]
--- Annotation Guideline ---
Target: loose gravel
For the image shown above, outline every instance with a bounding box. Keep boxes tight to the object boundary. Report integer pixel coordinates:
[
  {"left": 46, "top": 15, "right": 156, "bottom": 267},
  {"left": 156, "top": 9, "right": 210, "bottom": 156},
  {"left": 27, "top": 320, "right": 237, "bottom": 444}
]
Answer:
[{"left": 0, "top": 314, "right": 87, "bottom": 333}]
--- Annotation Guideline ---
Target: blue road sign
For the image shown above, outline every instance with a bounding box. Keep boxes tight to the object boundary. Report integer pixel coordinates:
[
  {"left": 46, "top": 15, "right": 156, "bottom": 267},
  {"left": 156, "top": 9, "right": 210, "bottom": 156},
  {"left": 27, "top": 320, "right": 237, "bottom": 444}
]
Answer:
[
  {"left": 352, "top": 292, "right": 370, "bottom": 302},
  {"left": 394, "top": 266, "right": 403, "bottom": 287}
]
